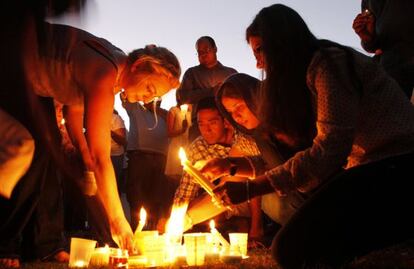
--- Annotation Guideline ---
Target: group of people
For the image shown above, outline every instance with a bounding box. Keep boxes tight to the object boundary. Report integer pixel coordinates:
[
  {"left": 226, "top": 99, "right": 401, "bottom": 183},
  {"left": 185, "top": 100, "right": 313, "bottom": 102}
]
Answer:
[{"left": 1, "top": 1, "right": 413, "bottom": 269}]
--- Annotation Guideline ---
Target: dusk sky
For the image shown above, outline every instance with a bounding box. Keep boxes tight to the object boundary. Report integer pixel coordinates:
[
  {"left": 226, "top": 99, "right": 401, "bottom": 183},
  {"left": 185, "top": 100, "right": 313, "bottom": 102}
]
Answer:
[{"left": 51, "top": 0, "right": 366, "bottom": 128}]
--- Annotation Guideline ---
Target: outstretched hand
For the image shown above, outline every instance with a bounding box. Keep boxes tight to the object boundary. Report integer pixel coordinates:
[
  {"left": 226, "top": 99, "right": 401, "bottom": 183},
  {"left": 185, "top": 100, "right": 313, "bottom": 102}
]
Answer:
[
  {"left": 213, "top": 180, "right": 248, "bottom": 206},
  {"left": 110, "top": 216, "right": 134, "bottom": 252},
  {"left": 198, "top": 157, "right": 231, "bottom": 181}
]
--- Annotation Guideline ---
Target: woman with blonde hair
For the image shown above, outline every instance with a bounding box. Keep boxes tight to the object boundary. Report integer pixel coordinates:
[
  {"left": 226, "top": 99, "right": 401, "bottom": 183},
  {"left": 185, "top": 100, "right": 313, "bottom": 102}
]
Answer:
[{"left": 0, "top": 20, "right": 180, "bottom": 264}]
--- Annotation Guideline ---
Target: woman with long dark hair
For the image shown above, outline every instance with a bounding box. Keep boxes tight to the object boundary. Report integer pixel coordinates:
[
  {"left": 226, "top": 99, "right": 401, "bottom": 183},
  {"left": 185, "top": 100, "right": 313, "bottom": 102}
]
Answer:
[{"left": 202, "top": 4, "right": 414, "bottom": 268}]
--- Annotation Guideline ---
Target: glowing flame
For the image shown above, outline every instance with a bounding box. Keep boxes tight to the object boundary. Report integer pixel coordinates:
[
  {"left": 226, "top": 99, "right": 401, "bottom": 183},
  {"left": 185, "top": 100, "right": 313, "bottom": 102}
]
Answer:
[
  {"left": 209, "top": 219, "right": 215, "bottom": 230},
  {"left": 166, "top": 204, "right": 188, "bottom": 238},
  {"left": 139, "top": 207, "right": 147, "bottom": 224},
  {"left": 180, "top": 104, "right": 188, "bottom": 114},
  {"left": 178, "top": 147, "right": 187, "bottom": 164},
  {"left": 60, "top": 118, "right": 65, "bottom": 125}
]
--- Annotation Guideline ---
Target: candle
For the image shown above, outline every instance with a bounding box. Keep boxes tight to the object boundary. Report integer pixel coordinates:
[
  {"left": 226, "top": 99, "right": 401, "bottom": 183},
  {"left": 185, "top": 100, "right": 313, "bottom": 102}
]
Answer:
[
  {"left": 205, "top": 232, "right": 220, "bottom": 262},
  {"left": 209, "top": 220, "right": 230, "bottom": 248},
  {"left": 178, "top": 147, "right": 229, "bottom": 209},
  {"left": 109, "top": 248, "right": 128, "bottom": 269},
  {"left": 179, "top": 148, "right": 215, "bottom": 192},
  {"left": 89, "top": 245, "right": 110, "bottom": 266},
  {"left": 134, "top": 207, "right": 147, "bottom": 236}
]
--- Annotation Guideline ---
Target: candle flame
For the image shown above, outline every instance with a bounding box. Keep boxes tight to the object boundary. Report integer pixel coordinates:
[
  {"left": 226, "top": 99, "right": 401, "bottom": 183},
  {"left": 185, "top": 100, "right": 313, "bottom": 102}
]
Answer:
[
  {"left": 166, "top": 204, "right": 188, "bottom": 238},
  {"left": 178, "top": 147, "right": 187, "bottom": 164},
  {"left": 209, "top": 219, "right": 215, "bottom": 230},
  {"left": 139, "top": 207, "right": 147, "bottom": 224},
  {"left": 180, "top": 104, "right": 188, "bottom": 112}
]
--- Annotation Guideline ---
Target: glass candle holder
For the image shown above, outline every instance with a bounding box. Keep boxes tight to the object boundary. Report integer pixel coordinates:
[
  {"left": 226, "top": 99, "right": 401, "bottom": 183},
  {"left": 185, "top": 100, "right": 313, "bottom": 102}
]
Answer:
[
  {"left": 184, "top": 233, "right": 207, "bottom": 266},
  {"left": 133, "top": 230, "right": 159, "bottom": 255},
  {"left": 68, "top": 237, "right": 97, "bottom": 268},
  {"left": 142, "top": 234, "right": 166, "bottom": 267},
  {"left": 89, "top": 246, "right": 110, "bottom": 266},
  {"left": 229, "top": 232, "right": 248, "bottom": 257},
  {"left": 109, "top": 248, "right": 128, "bottom": 269}
]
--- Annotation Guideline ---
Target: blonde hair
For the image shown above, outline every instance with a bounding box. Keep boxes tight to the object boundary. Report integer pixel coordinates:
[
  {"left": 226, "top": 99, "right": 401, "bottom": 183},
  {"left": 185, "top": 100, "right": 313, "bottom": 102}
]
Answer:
[{"left": 126, "top": 45, "right": 181, "bottom": 88}]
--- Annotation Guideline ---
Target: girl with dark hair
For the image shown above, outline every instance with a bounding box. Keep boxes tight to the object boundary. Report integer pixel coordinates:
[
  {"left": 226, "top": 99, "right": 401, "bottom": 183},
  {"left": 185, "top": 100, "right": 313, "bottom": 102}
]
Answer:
[{"left": 202, "top": 4, "right": 414, "bottom": 268}]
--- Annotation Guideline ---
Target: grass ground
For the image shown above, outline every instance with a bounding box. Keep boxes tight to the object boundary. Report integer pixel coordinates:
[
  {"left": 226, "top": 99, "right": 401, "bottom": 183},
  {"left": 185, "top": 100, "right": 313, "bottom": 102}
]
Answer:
[
  {"left": 10, "top": 240, "right": 414, "bottom": 269},
  {"left": 17, "top": 249, "right": 277, "bottom": 269}
]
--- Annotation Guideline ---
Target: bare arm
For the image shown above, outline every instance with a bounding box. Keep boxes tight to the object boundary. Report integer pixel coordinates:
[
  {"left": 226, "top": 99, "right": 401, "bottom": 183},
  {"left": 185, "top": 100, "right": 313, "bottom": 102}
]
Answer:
[
  {"left": 111, "top": 128, "right": 127, "bottom": 148},
  {"left": 64, "top": 104, "right": 94, "bottom": 170},
  {"left": 71, "top": 45, "right": 132, "bottom": 250},
  {"left": 166, "top": 108, "right": 188, "bottom": 138}
]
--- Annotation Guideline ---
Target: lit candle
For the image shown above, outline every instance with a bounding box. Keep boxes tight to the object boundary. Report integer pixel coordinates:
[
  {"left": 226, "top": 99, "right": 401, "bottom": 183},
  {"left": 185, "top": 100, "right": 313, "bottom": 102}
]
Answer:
[
  {"left": 109, "top": 248, "right": 128, "bottom": 269},
  {"left": 134, "top": 207, "right": 147, "bottom": 236},
  {"left": 72, "top": 260, "right": 86, "bottom": 268},
  {"left": 209, "top": 220, "right": 230, "bottom": 248},
  {"left": 178, "top": 148, "right": 218, "bottom": 200},
  {"left": 89, "top": 245, "right": 110, "bottom": 266},
  {"left": 180, "top": 104, "right": 188, "bottom": 119}
]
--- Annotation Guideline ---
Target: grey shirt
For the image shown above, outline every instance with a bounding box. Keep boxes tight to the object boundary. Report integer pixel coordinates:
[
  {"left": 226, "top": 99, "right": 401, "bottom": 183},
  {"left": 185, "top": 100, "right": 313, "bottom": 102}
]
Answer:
[{"left": 176, "top": 61, "right": 237, "bottom": 119}]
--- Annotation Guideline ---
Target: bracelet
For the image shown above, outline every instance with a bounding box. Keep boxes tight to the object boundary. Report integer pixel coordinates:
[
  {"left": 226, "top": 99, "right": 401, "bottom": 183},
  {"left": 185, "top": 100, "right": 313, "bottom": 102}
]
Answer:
[
  {"left": 246, "top": 179, "right": 250, "bottom": 203},
  {"left": 244, "top": 157, "right": 256, "bottom": 179},
  {"left": 227, "top": 158, "right": 238, "bottom": 176}
]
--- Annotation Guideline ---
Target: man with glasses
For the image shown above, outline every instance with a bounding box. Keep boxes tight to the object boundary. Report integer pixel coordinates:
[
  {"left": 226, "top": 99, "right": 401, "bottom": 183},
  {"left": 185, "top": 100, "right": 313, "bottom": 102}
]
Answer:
[{"left": 177, "top": 36, "right": 237, "bottom": 142}]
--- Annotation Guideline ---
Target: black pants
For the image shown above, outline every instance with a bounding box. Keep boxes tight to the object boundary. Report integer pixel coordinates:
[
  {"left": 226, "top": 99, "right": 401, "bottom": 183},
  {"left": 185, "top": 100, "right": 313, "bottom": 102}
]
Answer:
[
  {"left": 271, "top": 152, "right": 414, "bottom": 269},
  {"left": 0, "top": 98, "right": 66, "bottom": 261},
  {"left": 126, "top": 151, "right": 167, "bottom": 230}
]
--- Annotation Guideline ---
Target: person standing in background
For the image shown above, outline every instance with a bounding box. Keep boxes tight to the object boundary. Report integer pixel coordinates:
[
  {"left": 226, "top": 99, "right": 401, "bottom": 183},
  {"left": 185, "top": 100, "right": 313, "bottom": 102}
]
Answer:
[
  {"left": 164, "top": 95, "right": 191, "bottom": 181},
  {"left": 122, "top": 99, "right": 169, "bottom": 230},
  {"left": 110, "top": 110, "right": 127, "bottom": 194},
  {"left": 353, "top": 0, "right": 414, "bottom": 99},
  {"left": 176, "top": 36, "right": 237, "bottom": 142}
]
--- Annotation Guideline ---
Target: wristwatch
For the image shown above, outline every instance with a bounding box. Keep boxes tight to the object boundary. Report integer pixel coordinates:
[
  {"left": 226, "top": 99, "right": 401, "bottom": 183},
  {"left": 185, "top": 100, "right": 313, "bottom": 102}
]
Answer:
[{"left": 228, "top": 158, "right": 238, "bottom": 176}]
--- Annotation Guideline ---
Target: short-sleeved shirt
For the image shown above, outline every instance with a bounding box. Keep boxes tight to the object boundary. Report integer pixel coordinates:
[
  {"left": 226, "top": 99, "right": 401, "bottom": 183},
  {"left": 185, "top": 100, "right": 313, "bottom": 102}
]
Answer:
[
  {"left": 176, "top": 62, "right": 237, "bottom": 120},
  {"left": 111, "top": 113, "right": 126, "bottom": 156}
]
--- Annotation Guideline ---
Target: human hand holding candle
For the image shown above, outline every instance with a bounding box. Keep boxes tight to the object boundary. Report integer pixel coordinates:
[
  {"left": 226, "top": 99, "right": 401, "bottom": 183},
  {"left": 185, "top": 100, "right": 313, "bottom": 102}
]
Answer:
[{"left": 178, "top": 148, "right": 222, "bottom": 204}]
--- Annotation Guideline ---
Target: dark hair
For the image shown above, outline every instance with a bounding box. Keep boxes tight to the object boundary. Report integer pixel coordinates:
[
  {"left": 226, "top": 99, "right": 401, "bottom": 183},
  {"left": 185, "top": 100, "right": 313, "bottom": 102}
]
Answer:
[
  {"left": 196, "top": 96, "right": 219, "bottom": 115},
  {"left": 196, "top": 36, "right": 217, "bottom": 49},
  {"left": 246, "top": 4, "right": 319, "bottom": 150},
  {"left": 216, "top": 73, "right": 260, "bottom": 134}
]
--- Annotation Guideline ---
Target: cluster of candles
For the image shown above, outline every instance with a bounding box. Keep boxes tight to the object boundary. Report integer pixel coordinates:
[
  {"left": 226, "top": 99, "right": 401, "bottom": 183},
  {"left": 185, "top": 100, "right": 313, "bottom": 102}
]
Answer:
[
  {"left": 68, "top": 147, "right": 248, "bottom": 268},
  {"left": 69, "top": 217, "right": 247, "bottom": 268}
]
